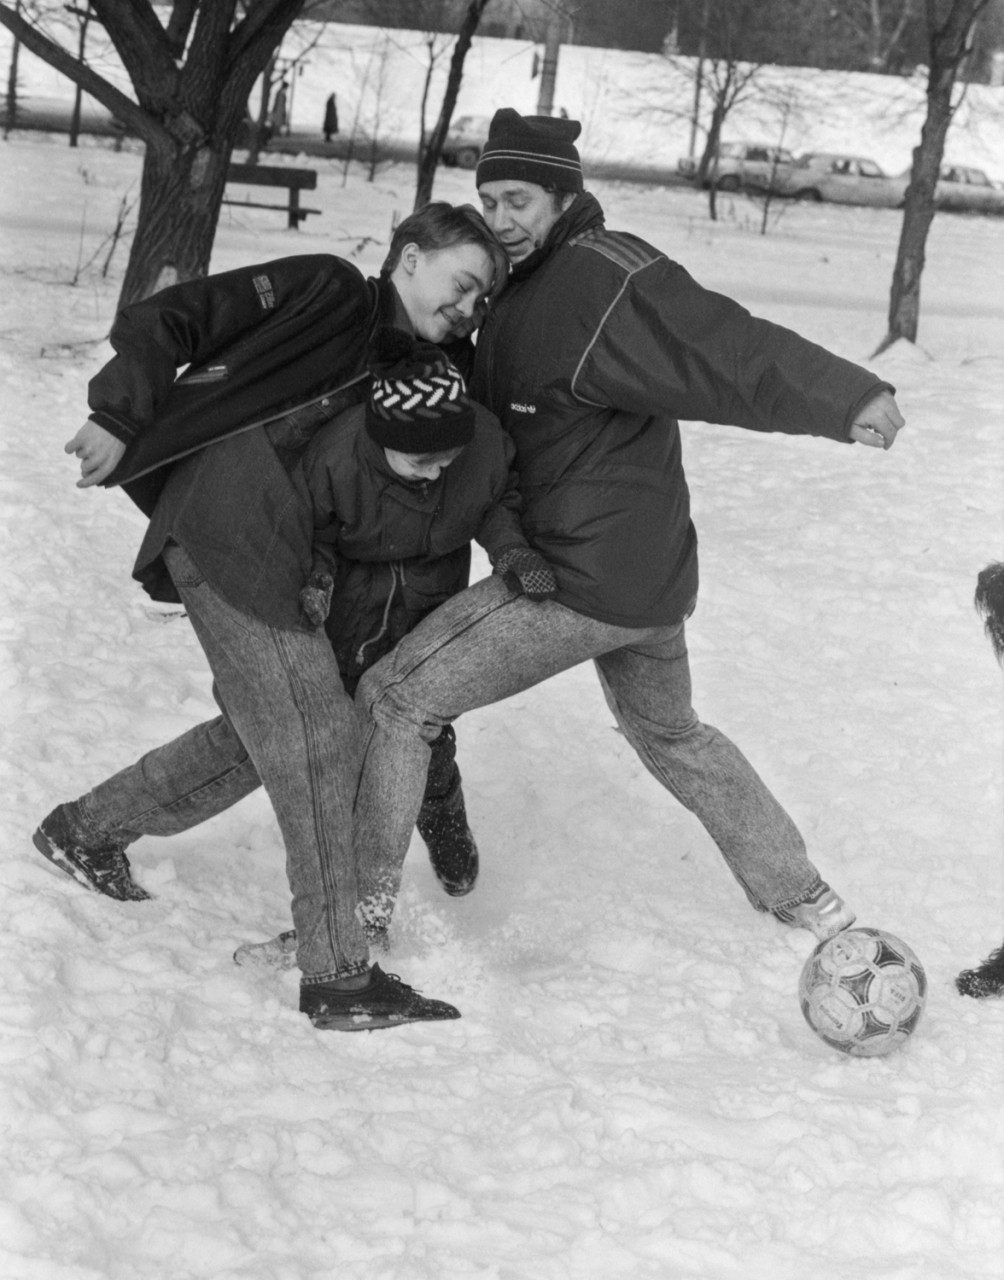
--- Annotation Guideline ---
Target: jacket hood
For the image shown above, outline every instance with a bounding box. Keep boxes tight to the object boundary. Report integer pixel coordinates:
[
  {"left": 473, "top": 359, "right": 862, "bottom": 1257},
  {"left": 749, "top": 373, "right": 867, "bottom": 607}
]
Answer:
[{"left": 510, "top": 192, "right": 605, "bottom": 281}]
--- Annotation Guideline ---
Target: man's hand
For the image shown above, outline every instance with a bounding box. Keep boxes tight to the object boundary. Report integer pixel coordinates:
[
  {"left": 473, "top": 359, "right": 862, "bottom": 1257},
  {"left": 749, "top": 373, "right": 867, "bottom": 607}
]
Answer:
[
  {"left": 492, "top": 545, "right": 558, "bottom": 602},
  {"left": 64, "top": 421, "right": 127, "bottom": 487},
  {"left": 849, "top": 390, "right": 905, "bottom": 450}
]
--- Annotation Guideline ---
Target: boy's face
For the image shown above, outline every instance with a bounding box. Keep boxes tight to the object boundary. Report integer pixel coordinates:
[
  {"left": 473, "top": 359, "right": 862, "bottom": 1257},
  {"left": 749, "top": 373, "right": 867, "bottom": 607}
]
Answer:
[
  {"left": 383, "top": 446, "right": 464, "bottom": 483},
  {"left": 477, "top": 180, "right": 575, "bottom": 263},
  {"left": 393, "top": 242, "right": 494, "bottom": 343}
]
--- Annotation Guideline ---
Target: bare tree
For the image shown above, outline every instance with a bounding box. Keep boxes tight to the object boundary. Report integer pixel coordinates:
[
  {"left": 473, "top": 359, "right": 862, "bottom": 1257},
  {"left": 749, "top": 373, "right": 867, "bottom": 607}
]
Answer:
[
  {"left": 876, "top": 0, "right": 991, "bottom": 352},
  {"left": 830, "top": 0, "right": 923, "bottom": 72},
  {"left": 0, "top": 0, "right": 306, "bottom": 308},
  {"left": 666, "top": 0, "right": 774, "bottom": 221},
  {"left": 413, "top": 0, "right": 492, "bottom": 210}
]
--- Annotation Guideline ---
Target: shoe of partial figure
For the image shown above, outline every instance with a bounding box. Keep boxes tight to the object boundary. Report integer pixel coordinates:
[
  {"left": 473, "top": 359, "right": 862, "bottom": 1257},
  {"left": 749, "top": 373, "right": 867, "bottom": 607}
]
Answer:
[
  {"left": 233, "top": 923, "right": 390, "bottom": 969},
  {"left": 233, "top": 928, "right": 298, "bottom": 970},
  {"left": 300, "top": 964, "right": 461, "bottom": 1032},
  {"left": 956, "top": 944, "right": 1004, "bottom": 998},
  {"left": 772, "top": 881, "right": 855, "bottom": 941},
  {"left": 417, "top": 787, "right": 479, "bottom": 898},
  {"left": 32, "top": 803, "right": 150, "bottom": 901}
]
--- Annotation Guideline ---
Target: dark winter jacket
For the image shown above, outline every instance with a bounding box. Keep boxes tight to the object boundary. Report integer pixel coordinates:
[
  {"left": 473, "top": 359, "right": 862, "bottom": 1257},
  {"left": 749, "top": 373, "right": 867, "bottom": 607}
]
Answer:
[
  {"left": 302, "top": 403, "right": 525, "bottom": 689},
  {"left": 88, "top": 254, "right": 469, "bottom": 629},
  {"left": 470, "top": 193, "right": 894, "bottom": 629},
  {"left": 93, "top": 255, "right": 388, "bottom": 515}
]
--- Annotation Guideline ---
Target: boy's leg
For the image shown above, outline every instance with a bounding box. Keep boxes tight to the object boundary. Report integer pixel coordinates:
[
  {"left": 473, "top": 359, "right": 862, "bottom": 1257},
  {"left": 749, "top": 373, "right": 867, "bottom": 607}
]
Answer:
[
  {"left": 593, "top": 627, "right": 841, "bottom": 922},
  {"left": 77, "top": 710, "right": 261, "bottom": 842},
  {"left": 163, "top": 546, "right": 371, "bottom": 982},
  {"left": 416, "top": 725, "right": 479, "bottom": 897}
]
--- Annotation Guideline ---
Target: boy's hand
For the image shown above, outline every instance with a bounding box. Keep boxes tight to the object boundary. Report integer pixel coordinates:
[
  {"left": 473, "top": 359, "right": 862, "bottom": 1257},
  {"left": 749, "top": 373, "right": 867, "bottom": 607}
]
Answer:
[
  {"left": 849, "top": 390, "right": 904, "bottom": 450},
  {"left": 65, "top": 421, "right": 126, "bottom": 487},
  {"left": 492, "top": 545, "right": 558, "bottom": 602}
]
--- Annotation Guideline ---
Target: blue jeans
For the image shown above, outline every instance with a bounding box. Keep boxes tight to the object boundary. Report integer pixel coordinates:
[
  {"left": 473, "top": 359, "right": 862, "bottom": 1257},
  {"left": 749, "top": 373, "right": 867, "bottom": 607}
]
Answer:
[
  {"left": 76, "top": 545, "right": 370, "bottom": 983},
  {"left": 354, "top": 575, "right": 823, "bottom": 929}
]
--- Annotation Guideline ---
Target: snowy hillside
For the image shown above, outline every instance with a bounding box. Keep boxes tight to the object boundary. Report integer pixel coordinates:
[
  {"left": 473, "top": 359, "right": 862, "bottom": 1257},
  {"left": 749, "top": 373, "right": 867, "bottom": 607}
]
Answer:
[{"left": 2, "top": 19, "right": 1004, "bottom": 181}]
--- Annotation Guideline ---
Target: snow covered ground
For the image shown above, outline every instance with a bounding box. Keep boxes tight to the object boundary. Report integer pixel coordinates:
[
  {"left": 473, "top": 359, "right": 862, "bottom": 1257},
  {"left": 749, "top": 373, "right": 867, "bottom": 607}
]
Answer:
[{"left": 1, "top": 119, "right": 1003, "bottom": 1280}]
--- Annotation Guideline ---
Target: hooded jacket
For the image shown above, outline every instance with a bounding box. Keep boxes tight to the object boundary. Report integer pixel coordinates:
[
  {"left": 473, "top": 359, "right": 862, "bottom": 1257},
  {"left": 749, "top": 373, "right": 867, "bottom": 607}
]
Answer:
[
  {"left": 470, "top": 193, "right": 893, "bottom": 629},
  {"left": 302, "top": 402, "right": 525, "bottom": 689}
]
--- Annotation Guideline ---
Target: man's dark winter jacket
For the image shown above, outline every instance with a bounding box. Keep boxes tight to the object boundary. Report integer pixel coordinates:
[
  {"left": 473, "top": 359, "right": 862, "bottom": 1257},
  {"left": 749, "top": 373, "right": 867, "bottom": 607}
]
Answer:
[
  {"left": 302, "top": 403, "right": 525, "bottom": 690},
  {"left": 470, "top": 193, "right": 893, "bottom": 630}
]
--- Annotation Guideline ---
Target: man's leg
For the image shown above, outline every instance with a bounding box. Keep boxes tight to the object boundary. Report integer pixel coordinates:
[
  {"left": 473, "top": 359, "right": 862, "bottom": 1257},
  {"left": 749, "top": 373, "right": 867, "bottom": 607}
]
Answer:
[
  {"left": 353, "top": 576, "right": 644, "bottom": 932},
  {"left": 162, "top": 546, "right": 371, "bottom": 983},
  {"left": 593, "top": 626, "right": 853, "bottom": 934}
]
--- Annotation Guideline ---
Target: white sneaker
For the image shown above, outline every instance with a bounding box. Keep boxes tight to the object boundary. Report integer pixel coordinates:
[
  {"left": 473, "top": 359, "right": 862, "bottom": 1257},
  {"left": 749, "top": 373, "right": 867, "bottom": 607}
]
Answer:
[
  {"left": 773, "top": 883, "right": 856, "bottom": 941},
  {"left": 233, "top": 928, "right": 298, "bottom": 970}
]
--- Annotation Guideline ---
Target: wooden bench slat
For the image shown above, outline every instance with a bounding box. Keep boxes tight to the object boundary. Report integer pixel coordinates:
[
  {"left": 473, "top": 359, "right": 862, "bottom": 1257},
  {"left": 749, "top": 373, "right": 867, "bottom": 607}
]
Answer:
[{"left": 226, "top": 163, "right": 317, "bottom": 190}]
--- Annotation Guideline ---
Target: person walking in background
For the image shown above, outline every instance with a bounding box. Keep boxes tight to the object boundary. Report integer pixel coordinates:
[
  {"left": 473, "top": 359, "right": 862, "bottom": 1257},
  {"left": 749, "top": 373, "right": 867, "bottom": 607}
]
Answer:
[
  {"left": 323, "top": 92, "right": 339, "bottom": 142},
  {"left": 270, "top": 80, "right": 289, "bottom": 136},
  {"left": 349, "top": 109, "right": 906, "bottom": 979},
  {"left": 37, "top": 204, "right": 507, "bottom": 1032}
]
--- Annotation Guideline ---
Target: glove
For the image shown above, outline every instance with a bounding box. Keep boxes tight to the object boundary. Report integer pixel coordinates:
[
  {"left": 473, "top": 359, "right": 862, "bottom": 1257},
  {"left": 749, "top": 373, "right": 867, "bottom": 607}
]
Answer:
[
  {"left": 492, "top": 544, "right": 558, "bottom": 602},
  {"left": 299, "top": 570, "right": 334, "bottom": 627}
]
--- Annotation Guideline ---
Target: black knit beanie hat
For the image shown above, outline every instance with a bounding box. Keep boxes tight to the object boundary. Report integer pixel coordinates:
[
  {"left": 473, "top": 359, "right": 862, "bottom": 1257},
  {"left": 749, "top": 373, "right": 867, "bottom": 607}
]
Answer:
[
  {"left": 366, "top": 329, "right": 475, "bottom": 454},
  {"left": 475, "top": 108, "right": 583, "bottom": 192}
]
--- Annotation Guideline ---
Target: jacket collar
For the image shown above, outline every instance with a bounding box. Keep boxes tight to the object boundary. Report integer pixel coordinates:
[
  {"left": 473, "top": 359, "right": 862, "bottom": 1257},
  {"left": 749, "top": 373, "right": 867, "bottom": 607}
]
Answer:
[{"left": 509, "top": 192, "right": 606, "bottom": 281}]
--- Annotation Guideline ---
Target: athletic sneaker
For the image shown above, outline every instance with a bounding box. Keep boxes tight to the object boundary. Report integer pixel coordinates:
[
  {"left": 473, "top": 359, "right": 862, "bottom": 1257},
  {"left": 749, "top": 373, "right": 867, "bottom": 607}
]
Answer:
[
  {"left": 300, "top": 964, "right": 460, "bottom": 1032},
  {"left": 772, "top": 882, "right": 855, "bottom": 941},
  {"left": 32, "top": 803, "right": 150, "bottom": 901},
  {"left": 233, "top": 929, "right": 298, "bottom": 970}
]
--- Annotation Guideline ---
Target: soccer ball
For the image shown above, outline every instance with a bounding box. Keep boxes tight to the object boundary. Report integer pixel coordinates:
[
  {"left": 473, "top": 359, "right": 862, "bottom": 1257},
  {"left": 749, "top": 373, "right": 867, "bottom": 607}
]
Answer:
[{"left": 798, "top": 927, "right": 927, "bottom": 1058}]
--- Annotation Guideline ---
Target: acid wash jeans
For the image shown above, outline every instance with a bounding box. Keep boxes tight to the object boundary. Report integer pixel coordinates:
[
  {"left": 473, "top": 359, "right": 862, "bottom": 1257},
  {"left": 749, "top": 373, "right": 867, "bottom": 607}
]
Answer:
[
  {"left": 353, "top": 575, "right": 825, "bottom": 931},
  {"left": 74, "top": 544, "right": 371, "bottom": 984}
]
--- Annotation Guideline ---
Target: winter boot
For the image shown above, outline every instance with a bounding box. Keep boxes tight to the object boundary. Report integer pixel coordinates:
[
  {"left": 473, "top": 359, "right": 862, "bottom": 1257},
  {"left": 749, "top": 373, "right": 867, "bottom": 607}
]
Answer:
[
  {"left": 772, "top": 881, "right": 855, "bottom": 941},
  {"left": 300, "top": 964, "right": 460, "bottom": 1031},
  {"left": 416, "top": 784, "right": 479, "bottom": 898},
  {"left": 32, "top": 803, "right": 150, "bottom": 901}
]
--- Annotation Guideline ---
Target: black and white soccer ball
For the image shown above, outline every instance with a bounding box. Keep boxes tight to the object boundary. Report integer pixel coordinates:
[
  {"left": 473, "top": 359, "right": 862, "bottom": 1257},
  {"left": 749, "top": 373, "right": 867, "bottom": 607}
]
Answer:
[{"left": 799, "top": 927, "right": 927, "bottom": 1057}]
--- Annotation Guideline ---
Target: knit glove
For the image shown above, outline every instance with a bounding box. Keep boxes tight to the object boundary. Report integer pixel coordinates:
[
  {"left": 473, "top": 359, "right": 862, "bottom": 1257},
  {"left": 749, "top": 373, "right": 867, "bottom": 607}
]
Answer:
[
  {"left": 299, "top": 570, "right": 334, "bottom": 627},
  {"left": 491, "top": 544, "right": 558, "bottom": 602}
]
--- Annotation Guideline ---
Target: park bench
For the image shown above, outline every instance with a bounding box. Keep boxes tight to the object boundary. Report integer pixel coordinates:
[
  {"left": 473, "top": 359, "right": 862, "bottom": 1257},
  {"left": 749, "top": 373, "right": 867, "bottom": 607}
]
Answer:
[{"left": 223, "top": 163, "right": 320, "bottom": 229}]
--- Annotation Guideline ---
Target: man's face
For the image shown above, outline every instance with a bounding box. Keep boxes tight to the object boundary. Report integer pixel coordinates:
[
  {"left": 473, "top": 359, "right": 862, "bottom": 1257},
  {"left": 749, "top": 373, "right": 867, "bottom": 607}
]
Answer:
[
  {"left": 478, "top": 180, "right": 572, "bottom": 263},
  {"left": 393, "top": 242, "right": 494, "bottom": 343}
]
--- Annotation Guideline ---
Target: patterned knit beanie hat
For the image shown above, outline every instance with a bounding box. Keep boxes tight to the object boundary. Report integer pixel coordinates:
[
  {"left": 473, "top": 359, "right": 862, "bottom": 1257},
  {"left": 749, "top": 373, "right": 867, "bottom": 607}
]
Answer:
[
  {"left": 366, "top": 329, "right": 475, "bottom": 453},
  {"left": 475, "top": 107, "right": 583, "bottom": 192}
]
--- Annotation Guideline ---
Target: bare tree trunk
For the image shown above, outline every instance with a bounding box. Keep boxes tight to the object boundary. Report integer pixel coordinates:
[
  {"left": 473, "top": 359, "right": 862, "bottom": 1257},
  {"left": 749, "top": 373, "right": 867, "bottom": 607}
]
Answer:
[
  {"left": 413, "top": 0, "right": 491, "bottom": 211},
  {"left": 119, "top": 128, "right": 235, "bottom": 304},
  {"left": 0, "top": 0, "right": 305, "bottom": 308},
  {"left": 876, "top": 0, "right": 989, "bottom": 353}
]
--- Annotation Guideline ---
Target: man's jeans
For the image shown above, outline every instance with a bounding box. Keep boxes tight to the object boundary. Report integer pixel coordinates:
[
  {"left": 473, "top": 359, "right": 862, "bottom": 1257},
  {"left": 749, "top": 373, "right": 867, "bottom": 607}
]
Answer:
[
  {"left": 354, "top": 575, "right": 823, "bottom": 929},
  {"left": 75, "top": 545, "right": 370, "bottom": 983}
]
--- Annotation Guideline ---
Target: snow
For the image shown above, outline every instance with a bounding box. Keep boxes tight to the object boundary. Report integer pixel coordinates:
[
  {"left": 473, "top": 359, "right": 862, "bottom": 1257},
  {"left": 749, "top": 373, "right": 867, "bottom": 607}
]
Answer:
[{"left": 2, "top": 28, "right": 1004, "bottom": 1280}]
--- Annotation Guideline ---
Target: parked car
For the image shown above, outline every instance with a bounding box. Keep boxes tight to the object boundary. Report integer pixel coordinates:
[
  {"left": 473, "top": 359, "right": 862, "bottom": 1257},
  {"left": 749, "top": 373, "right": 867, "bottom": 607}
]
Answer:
[
  {"left": 439, "top": 114, "right": 491, "bottom": 169},
  {"left": 782, "top": 153, "right": 906, "bottom": 208},
  {"left": 934, "top": 164, "right": 1004, "bottom": 215},
  {"left": 677, "top": 141, "right": 796, "bottom": 193}
]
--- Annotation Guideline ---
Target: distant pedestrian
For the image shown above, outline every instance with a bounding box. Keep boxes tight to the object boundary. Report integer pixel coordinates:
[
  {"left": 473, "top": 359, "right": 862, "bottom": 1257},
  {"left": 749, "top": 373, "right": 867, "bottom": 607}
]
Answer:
[
  {"left": 324, "top": 93, "right": 339, "bottom": 142},
  {"left": 270, "top": 81, "right": 289, "bottom": 136}
]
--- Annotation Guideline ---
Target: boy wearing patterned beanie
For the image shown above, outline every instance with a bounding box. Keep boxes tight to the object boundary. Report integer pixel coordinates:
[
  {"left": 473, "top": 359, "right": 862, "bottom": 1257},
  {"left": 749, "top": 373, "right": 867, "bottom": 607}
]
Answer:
[{"left": 233, "top": 330, "right": 555, "bottom": 969}]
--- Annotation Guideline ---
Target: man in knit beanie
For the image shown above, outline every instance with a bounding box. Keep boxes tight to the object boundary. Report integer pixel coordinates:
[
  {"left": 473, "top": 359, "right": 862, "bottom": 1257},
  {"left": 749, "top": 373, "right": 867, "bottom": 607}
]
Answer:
[
  {"left": 474, "top": 108, "right": 583, "bottom": 262},
  {"left": 347, "top": 105, "right": 910, "bottom": 978}
]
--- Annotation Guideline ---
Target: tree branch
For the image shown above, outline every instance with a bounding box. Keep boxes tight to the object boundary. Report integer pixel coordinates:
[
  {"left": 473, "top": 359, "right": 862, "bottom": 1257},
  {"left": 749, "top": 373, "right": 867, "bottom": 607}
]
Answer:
[{"left": 0, "top": 1, "right": 166, "bottom": 141}]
